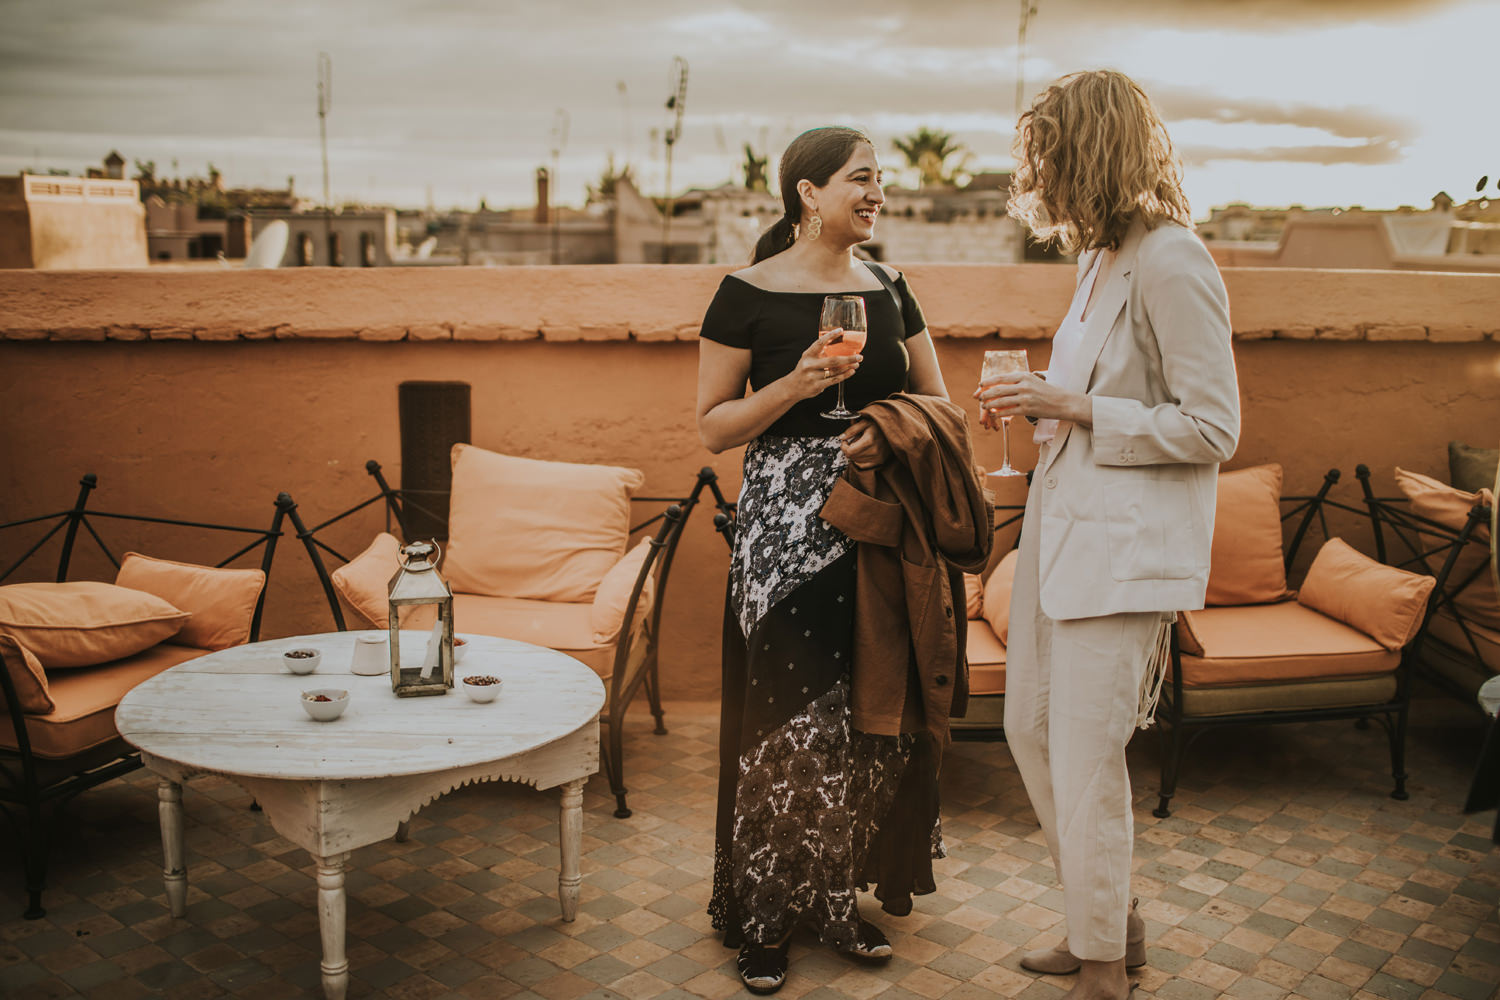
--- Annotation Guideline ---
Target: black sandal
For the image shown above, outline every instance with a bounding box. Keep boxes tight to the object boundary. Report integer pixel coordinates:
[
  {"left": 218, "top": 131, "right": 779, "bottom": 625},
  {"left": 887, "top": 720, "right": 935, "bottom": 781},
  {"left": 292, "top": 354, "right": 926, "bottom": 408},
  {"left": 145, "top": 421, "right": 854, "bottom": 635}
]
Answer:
[
  {"left": 737, "top": 940, "right": 790, "bottom": 995},
  {"left": 848, "top": 919, "right": 893, "bottom": 964}
]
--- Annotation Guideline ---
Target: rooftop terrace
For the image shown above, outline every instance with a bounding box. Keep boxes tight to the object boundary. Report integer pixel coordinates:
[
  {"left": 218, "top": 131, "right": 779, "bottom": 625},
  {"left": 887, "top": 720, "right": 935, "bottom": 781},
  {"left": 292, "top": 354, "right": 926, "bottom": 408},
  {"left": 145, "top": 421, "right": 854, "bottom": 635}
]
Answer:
[{"left": 0, "top": 263, "right": 1497, "bottom": 998}]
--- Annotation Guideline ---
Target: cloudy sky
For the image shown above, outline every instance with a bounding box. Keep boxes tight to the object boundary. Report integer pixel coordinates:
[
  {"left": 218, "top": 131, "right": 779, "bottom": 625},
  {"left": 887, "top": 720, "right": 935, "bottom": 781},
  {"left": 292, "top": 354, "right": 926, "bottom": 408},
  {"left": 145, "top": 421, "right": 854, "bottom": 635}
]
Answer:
[{"left": 2, "top": 0, "right": 1494, "bottom": 216}]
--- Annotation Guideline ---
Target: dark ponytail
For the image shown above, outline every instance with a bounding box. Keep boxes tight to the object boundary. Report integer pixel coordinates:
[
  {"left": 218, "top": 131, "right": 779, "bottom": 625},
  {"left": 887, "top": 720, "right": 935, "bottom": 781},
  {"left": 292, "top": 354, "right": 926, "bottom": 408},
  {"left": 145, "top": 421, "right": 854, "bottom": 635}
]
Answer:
[{"left": 750, "top": 126, "right": 872, "bottom": 263}]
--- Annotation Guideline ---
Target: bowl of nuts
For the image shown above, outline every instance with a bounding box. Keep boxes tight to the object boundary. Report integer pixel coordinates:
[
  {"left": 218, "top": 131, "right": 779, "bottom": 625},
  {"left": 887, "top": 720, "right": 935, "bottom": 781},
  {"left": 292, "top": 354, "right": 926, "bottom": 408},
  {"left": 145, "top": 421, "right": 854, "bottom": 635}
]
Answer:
[
  {"left": 282, "top": 648, "right": 321, "bottom": 675},
  {"left": 461, "top": 675, "right": 501, "bottom": 704},
  {"left": 301, "top": 688, "right": 349, "bottom": 721}
]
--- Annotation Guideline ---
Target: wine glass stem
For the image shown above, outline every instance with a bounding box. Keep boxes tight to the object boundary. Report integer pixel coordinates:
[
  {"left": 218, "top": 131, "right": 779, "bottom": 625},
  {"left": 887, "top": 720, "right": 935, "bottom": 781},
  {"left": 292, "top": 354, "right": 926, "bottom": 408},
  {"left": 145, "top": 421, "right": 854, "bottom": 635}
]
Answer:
[
  {"left": 1001, "top": 416, "right": 1013, "bottom": 470},
  {"left": 836, "top": 381, "right": 846, "bottom": 414}
]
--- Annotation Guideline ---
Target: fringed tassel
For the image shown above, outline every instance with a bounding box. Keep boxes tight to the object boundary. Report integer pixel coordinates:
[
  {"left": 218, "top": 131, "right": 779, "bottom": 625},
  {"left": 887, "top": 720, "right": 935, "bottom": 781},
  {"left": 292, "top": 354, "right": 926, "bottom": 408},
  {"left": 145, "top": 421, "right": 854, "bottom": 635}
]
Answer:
[{"left": 1136, "top": 611, "right": 1176, "bottom": 730}]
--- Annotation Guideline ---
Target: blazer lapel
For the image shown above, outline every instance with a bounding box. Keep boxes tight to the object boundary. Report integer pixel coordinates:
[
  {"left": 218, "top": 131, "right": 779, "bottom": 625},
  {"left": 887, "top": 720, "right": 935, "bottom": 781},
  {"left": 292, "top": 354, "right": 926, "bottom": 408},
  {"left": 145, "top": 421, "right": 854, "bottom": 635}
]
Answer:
[{"left": 1037, "top": 219, "right": 1148, "bottom": 477}]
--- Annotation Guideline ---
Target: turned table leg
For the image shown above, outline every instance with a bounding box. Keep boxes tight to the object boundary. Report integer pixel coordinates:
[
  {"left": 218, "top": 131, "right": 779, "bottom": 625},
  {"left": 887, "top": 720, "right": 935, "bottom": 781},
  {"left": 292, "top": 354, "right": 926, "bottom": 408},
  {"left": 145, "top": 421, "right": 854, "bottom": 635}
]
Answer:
[
  {"left": 316, "top": 852, "right": 351, "bottom": 1000},
  {"left": 558, "top": 778, "right": 584, "bottom": 921},
  {"left": 158, "top": 780, "right": 187, "bottom": 918}
]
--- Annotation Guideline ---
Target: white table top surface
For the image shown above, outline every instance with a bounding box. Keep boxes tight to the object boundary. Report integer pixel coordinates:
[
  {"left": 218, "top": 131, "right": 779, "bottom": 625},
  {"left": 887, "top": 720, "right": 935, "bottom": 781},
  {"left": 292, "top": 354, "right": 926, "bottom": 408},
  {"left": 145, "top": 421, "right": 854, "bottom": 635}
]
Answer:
[{"left": 116, "top": 631, "right": 605, "bottom": 781}]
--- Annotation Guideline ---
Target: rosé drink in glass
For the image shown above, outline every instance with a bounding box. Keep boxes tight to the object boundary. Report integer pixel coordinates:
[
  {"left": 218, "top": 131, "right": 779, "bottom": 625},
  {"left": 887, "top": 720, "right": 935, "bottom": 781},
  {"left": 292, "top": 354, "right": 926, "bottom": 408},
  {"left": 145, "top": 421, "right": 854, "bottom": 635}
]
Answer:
[
  {"left": 981, "top": 349, "right": 1029, "bottom": 477},
  {"left": 819, "top": 295, "right": 868, "bottom": 420}
]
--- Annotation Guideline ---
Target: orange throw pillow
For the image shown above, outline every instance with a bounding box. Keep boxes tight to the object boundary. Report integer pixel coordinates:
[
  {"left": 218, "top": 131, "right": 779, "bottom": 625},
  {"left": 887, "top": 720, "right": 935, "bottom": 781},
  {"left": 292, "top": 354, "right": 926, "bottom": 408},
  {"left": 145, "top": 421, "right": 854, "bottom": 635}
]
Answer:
[
  {"left": 1206, "top": 464, "right": 1290, "bottom": 606},
  {"left": 962, "top": 574, "right": 984, "bottom": 620},
  {"left": 444, "top": 444, "right": 645, "bottom": 603},
  {"left": 980, "top": 550, "right": 1020, "bottom": 645},
  {"left": 0, "top": 582, "right": 187, "bottom": 669},
  {"left": 331, "top": 532, "right": 403, "bottom": 629},
  {"left": 0, "top": 635, "right": 53, "bottom": 715},
  {"left": 1297, "top": 538, "right": 1436, "bottom": 651},
  {"left": 591, "top": 540, "right": 656, "bottom": 645},
  {"left": 116, "top": 552, "right": 265, "bottom": 651},
  {"left": 1394, "top": 468, "right": 1498, "bottom": 630}
]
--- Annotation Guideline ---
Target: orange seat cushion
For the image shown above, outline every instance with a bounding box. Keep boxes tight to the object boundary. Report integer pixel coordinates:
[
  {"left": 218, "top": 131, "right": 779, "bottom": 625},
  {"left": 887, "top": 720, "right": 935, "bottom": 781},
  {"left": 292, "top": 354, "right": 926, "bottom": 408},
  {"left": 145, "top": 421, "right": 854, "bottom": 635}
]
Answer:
[
  {"left": 331, "top": 532, "right": 402, "bottom": 629},
  {"left": 962, "top": 574, "right": 984, "bottom": 619},
  {"left": 966, "top": 619, "right": 1006, "bottom": 696},
  {"left": 1297, "top": 538, "right": 1435, "bottom": 651},
  {"left": 452, "top": 593, "right": 615, "bottom": 679},
  {"left": 590, "top": 540, "right": 656, "bottom": 645},
  {"left": 0, "top": 644, "right": 207, "bottom": 758},
  {"left": 1174, "top": 603, "right": 1398, "bottom": 687},
  {"left": 0, "top": 582, "right": 188, "bottom": 668},
  {"left": 444, "top": 444, "right": 645, "bottom": 603},
  {"left": 981, "top": 550, "right": 1019, "bottom": 645},
  {"left": 115, "top": 552, "right": 265, "bottom": 651},
  {"left": 0, "top": 635, "right": 52, "bottom": 714},
  {"left": 1206, "top": 464, "right": 1291, "bottom": 606},
  {"left": 1395, "top": 468, "right": 1498, "bottom": 631}
]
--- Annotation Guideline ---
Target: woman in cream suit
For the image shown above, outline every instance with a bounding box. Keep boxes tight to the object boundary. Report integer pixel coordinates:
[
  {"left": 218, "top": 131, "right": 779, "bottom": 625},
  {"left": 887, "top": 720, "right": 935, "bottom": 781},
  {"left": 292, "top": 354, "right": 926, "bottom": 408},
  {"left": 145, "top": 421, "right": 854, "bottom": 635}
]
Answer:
[{"left": 977, "top": 70, "right": 1240, "bottom": 1000}]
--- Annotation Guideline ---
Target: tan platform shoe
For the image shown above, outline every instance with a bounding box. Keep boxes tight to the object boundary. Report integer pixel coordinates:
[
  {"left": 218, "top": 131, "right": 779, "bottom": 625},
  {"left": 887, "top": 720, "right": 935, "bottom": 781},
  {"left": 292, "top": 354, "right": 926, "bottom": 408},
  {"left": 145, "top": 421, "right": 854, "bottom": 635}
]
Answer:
[{"left": 1018, "top": 898, "right": 1146, "bottom": 975}]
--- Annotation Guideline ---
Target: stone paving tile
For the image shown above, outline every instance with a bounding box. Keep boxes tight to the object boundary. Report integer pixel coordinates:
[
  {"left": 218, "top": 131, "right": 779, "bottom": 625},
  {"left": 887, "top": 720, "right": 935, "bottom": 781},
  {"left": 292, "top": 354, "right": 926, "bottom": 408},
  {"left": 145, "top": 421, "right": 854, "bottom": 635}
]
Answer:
[{"left": 2, "top": 691, "right": 1498, "bottom": 998}]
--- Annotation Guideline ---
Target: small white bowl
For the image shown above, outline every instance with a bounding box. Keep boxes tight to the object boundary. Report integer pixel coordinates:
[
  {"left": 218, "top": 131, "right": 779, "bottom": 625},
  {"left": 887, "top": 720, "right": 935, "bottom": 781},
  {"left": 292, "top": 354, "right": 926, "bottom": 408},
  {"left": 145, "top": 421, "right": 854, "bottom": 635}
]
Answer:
[
  {"left": 452, "top": 636, "right": 469, "bottom": 665},
  {"left": 461, "top": 675, "right": 501, "bottom": 703},
  {"left": 283, "top": 648, "right": 321, "bottom": 675},
  {"left": 301, "top": 688, "right": 349, "bottom": 721}
]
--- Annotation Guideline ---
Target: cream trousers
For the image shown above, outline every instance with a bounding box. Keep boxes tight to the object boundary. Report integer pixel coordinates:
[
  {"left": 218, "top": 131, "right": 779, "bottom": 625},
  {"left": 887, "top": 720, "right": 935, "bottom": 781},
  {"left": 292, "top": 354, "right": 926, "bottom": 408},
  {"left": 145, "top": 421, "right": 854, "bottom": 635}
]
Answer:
[{"left": 1003, "top": 526, "right": 1161, "bottom": 962}]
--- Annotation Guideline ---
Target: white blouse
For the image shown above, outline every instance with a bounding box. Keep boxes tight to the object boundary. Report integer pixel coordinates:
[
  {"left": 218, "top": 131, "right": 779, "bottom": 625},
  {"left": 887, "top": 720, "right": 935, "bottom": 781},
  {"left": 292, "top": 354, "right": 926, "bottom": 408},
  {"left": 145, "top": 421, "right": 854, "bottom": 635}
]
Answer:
[{"left": 1035, "top": 250, "right": 1109, "bottom": 445}]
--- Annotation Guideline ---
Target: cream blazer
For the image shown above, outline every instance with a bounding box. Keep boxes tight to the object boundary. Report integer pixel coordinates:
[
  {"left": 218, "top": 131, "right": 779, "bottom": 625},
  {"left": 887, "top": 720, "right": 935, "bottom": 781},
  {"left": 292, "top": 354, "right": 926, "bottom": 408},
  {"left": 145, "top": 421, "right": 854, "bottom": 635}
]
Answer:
[{"left": 1026, "top": 218, "right": 1240, "bottom": 621}]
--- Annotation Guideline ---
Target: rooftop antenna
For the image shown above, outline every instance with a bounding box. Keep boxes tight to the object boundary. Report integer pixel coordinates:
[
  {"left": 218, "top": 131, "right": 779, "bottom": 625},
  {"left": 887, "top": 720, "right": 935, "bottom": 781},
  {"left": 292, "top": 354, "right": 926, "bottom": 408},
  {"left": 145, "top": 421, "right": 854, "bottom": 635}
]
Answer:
[
  {"left": 550, "top": 108, "right": 569, "bottom": 264},
  {"left": 1016, "top": 1, "right": 1038, "bottom": 115},
  {"left": 662, "top": 56, "right": 688, "bottom": 263},
  {"left": 617, "top": 80, "right": 633, "bottom": 165},
  {"left": 317, "top": 51, "right": 333, "bottom": 260}
]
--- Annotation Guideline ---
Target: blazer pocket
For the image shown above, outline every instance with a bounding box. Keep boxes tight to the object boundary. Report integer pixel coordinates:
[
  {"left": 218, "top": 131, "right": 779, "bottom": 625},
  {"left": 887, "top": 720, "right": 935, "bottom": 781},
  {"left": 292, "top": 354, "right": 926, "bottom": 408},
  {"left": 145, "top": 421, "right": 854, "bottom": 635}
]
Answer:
[{"left": 1102, "top": 479, "right": 1196, "bottom": 582}]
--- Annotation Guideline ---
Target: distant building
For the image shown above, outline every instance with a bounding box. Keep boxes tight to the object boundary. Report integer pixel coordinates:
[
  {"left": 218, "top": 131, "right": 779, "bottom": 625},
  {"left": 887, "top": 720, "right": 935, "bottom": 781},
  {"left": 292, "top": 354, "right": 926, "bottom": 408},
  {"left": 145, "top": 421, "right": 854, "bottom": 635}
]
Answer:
[
  {"left": 0, "top": 174, "right": 147, "bottom": 269},
  {"left": 132, "top": 157, "right": 298, "bottom": 263},
  {"left": 250, "top": 209, "right": 398, "bottom": 267},
  {"left": 1199, "top": 195, "right": 1500, "bottom": 272},
  {"left": 609, "top": 171, "right": 1027, "bottom": 266}
]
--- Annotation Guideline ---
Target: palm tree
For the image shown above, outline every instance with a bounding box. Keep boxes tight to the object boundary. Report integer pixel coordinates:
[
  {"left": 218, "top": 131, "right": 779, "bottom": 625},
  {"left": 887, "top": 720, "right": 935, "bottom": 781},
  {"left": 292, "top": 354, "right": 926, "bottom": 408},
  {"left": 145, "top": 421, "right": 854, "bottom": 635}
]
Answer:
[
  {"left": 742, "top": 144, "right": 769, "bottom": 193},
  {"left": 891, "top": 128, "right": 971, "bottom": 189},
  {"left": 586, "top": 154, "right": 635, "bottom": 204}
]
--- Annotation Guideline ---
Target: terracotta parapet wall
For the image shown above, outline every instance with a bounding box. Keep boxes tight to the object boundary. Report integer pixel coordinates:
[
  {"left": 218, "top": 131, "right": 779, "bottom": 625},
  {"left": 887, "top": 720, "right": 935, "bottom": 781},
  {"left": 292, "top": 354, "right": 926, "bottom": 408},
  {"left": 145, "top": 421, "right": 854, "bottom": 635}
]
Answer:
[
  {"left": 1, "top": 264, "right": 1496, "bottom": 343},
  {"left": 2, "top": 265, "right": 1498, "bottom": 701}
]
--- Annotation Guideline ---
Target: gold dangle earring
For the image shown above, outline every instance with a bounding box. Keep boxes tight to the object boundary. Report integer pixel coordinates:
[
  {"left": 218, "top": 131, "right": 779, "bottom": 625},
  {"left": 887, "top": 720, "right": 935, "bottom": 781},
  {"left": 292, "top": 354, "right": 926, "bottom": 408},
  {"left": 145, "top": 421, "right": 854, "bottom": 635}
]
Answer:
[{"left": 805, "top": 213, "right": 822, "bottom": 241}]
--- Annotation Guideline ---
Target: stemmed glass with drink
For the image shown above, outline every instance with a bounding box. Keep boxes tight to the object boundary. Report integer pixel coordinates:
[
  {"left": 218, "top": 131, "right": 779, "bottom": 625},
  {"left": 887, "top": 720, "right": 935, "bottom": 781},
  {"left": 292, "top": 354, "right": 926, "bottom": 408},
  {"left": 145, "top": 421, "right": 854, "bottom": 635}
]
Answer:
[
  {"left": 980, "top": 349, "right": 1030, "bottom": 477},
  {"left": 818, "top": 295, "right": 868, "bottom": 421}
]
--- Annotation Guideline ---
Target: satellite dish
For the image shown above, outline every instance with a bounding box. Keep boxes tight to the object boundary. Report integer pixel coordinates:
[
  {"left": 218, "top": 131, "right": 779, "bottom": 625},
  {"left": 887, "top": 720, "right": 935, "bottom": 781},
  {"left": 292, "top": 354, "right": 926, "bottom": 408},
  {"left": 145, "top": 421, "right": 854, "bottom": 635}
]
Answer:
[
  {"left": 245, "top": 220, "right": 289, "bottom": 268},
  {"left": 415, "top": 236, "right": 437, "bottom": 259}
]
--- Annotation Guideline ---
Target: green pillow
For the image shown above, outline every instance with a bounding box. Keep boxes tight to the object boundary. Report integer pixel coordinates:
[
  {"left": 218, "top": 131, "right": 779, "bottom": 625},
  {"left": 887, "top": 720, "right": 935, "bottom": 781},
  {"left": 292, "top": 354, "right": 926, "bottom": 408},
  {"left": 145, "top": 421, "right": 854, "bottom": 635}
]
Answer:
[{"left": 1449, "top": 440, "right": 1499, "bottom": 494}]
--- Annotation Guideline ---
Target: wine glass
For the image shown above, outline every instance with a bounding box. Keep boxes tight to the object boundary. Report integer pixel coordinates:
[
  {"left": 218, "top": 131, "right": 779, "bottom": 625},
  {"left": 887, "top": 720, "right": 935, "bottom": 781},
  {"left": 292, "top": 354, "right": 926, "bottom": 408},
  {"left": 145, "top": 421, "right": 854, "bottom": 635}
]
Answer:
[
  {"left": 819, "top": 295, "right": 868, "bottom": 421},
  {"left": 981, "top": 349, "right": 1029, "bottom": 477}
]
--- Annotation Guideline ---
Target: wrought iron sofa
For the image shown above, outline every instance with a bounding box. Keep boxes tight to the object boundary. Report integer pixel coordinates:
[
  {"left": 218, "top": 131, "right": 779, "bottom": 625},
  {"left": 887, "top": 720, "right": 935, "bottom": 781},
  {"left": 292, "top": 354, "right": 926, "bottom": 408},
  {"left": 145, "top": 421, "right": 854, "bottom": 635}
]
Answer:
[{"left": 0, "top": 475, "right": 292, "bottom": 918}]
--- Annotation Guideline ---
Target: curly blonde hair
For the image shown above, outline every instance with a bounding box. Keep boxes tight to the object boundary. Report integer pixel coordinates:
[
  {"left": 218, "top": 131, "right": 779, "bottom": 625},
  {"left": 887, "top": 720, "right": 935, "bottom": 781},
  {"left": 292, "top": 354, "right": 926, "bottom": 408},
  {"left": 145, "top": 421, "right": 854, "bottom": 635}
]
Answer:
[{"left": 1008, "top": 70, "right": 1192, "bottom": 255}]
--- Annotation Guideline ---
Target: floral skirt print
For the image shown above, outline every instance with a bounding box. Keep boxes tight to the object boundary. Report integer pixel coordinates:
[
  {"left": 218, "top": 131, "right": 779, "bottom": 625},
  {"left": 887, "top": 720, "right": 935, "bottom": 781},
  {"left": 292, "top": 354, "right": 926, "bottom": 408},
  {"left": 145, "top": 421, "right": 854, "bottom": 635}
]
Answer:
[{"left": 709, "top": 435, "right": 942, "bottom": 950}]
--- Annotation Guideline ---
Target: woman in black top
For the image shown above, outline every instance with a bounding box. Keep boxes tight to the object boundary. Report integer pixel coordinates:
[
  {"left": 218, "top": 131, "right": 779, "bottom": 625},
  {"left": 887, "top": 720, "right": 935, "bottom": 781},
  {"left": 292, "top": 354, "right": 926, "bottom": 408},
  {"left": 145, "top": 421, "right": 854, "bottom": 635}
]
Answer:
[{"left": 696, "top": 126, "right": 949, "bottom": 995}]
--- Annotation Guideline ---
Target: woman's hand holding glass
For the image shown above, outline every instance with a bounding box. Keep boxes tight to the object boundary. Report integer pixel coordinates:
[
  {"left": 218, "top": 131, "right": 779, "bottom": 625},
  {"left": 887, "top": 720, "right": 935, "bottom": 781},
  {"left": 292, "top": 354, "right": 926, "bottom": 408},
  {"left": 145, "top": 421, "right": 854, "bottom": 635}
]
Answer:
[
  {"left": 974, "top": 371, "right": 1093, "bottom": 430},
  {"left": 789, "top": 330, "right": 862, "bottom": 402}
]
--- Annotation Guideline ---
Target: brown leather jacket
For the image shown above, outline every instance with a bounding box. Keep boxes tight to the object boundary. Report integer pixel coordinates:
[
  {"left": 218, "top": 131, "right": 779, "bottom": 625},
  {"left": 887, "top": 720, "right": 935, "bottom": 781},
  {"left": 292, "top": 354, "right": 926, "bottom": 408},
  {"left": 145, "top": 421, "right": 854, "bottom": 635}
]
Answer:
[{"left": 819, "top": 393, "right": 993, "bottom": 746}]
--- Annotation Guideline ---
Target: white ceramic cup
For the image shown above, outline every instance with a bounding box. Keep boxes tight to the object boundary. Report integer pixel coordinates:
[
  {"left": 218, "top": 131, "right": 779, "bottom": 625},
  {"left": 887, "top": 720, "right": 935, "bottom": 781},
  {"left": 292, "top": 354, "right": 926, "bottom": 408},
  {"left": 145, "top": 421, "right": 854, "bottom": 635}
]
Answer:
[{"left": 350, "top": 634, "right": 388, "bottom": 676}]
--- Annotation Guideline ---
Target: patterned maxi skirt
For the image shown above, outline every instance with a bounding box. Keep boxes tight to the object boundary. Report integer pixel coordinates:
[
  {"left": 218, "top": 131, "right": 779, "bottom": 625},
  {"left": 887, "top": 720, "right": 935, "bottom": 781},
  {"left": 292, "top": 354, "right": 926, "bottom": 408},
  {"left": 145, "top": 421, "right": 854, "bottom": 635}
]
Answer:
[{"left": 709, "top": 434, "right": 942, "bottom": 951}]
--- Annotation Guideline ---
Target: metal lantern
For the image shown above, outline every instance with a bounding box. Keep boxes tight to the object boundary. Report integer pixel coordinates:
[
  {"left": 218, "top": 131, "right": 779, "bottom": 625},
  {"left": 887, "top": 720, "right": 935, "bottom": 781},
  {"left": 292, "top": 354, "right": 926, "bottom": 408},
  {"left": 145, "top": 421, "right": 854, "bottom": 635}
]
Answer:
[{"left": 387, "top": 540, "right": 454, "bottom": 697}]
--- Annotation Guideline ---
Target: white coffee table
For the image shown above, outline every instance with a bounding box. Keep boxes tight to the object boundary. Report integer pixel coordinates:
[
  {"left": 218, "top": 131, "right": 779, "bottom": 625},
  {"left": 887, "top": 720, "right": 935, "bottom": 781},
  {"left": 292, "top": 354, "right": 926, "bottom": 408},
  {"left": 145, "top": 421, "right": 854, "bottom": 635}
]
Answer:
[{"left": 116, "top": 631, "right": 605, "bottom": 1000}]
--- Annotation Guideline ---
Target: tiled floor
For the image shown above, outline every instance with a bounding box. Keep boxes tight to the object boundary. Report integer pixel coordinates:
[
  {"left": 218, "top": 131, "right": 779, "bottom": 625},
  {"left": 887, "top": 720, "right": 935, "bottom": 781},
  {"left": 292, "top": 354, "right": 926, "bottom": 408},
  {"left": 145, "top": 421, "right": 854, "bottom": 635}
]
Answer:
[{"left": 2, "top": 689, "right": 1498, "bottom": 1000}]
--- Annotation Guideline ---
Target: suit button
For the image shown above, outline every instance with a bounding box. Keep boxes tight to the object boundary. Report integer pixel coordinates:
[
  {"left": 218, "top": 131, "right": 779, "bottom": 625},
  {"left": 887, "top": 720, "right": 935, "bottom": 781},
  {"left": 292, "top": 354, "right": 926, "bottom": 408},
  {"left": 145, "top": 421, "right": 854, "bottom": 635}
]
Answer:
[
  {"left": 944, "top": 606, "right": 953, "bottom": 619},
  {"left": 936, "top": 675, "right": 949, "bottom": 686},
  {"left": 1045, "top": 475, "right": 1058, "bottom": 489}
]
